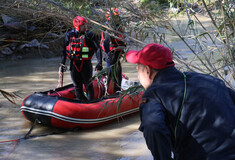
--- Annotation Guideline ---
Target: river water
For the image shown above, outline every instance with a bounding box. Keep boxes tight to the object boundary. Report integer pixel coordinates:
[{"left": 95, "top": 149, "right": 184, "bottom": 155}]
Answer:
[
  {"left": 0, "top": 57, "right": 152, "bottom": 160},
  {"left": 0, "top": 14, "right": 215, "bottom": 160}
]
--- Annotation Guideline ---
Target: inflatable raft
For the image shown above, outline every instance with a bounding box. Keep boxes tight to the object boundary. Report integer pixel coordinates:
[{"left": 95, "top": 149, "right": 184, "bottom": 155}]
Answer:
[{"left": 21, "top": 78, "right": 143, "bottom": 129}]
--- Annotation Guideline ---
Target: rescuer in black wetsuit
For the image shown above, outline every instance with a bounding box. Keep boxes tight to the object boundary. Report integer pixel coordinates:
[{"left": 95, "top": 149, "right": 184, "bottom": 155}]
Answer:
[
  {"left": 101, "top": 8, "right": 126, "bottom": 93},
  {"left": 59, "top": 16, "right": 102, "bottom": 101}
]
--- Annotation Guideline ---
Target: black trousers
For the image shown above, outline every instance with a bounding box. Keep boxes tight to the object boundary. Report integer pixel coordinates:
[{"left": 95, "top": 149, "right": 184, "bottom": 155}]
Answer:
[{"left": 70, "top": 60, "right": 94, "bottom": 100}]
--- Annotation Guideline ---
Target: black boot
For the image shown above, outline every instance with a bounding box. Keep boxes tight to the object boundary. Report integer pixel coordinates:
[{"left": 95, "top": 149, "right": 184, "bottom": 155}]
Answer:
[{"left": 75, "top": 87, "right": 88, "bottom": 101}]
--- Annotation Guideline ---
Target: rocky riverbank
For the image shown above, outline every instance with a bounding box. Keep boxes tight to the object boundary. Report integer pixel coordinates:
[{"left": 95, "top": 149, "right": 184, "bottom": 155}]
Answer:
[
  {"left": 0, "top": 2, "right": 69, "bottom": 61},
  {"left": 0, "top": 13, "right": 65, "bottom": 61}
]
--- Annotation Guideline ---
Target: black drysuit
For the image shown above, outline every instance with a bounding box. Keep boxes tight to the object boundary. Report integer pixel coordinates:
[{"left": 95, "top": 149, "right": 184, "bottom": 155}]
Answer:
[
  {"left": 61, "top": 29, "right": 102, "bottom": 100},
  {"left": 103, "top": 34, "right": 125, "bottom": 92}
]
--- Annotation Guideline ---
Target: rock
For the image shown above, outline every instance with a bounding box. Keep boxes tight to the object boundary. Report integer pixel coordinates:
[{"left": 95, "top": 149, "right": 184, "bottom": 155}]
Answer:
[
  {"left": 18, "top": 39, "right": 49, "bottom": 50},
  {"left": 1, "top": 47, "right": 13, "bottom": 55},
  {"left": 1, "top": 14, "right": 35, "bottom": 32}
]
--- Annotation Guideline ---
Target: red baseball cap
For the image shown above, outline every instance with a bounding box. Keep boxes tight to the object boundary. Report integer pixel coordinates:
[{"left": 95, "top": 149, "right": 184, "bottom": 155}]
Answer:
[{"left": 126, "top": 43, "right": 174, "bottom": 70}]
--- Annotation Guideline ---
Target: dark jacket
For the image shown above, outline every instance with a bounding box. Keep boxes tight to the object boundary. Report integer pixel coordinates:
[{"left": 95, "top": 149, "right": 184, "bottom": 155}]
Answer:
[
  {"left": 61, "top": 29, "right": 102, "bottom": 68},
  {"left": 103, "top": 34, "right": 126, "bottom": 65},
  {"left": 139, "top": 66, "right": 235, "bottom": 160}
]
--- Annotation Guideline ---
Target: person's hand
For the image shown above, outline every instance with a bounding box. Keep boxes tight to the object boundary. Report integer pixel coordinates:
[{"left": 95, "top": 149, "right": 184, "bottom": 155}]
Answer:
[
  {"left": 95, "top": 63, "right": 103, "bottom": 71},
  {"left": 59, "top": 64, "right": 67, "bottom": 73},
  {"left": 58, "top": 68, "right": 63, "bottom": 78},
  {"left": 57, "top": 64, "right": 67, "bottom": 88}
]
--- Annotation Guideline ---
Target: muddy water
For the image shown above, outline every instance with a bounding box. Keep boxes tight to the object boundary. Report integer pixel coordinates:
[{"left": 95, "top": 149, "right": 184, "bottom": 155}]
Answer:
[
  {"left": 0, "top": 14, "right": 214, "bottom": 160},
  {"left": 0, "top": 57, "right": 152, "bottom": 160}
]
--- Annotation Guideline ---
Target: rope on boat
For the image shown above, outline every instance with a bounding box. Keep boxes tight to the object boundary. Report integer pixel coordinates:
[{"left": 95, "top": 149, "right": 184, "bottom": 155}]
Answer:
[{"left": 52, "top": 89, "right": 62, "bottom": 97}]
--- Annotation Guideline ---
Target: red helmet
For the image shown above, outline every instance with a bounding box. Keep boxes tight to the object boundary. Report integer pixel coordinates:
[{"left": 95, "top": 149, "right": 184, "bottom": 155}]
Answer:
[
  {"left": 73, "top": 16, "right": 88, "bottom": 31},
  {"left": 106, "top": 8, "right": 121, "bottom": 20}
]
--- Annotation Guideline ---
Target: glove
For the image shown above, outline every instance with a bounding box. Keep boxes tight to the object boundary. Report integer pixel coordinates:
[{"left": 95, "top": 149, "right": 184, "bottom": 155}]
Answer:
[
  {"left": 95, "top": 63, "right": 103, "bottom": 71},
  {"left": 59, "top": 63, "right": 67, "bottom": 73}
]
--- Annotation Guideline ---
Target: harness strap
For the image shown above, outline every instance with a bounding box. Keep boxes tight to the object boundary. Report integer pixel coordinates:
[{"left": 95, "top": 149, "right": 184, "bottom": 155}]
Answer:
[
  {"left": 69, "top": 34, "right": 73, "bottom": 55},
  {"left": 79, "top": 35, "right": 85, "bottom": 55},
  {"left": 100, "top": 32, "right": 106, "bottom": 54},
  {"left": 73, "top": 60, "right": 84, "bottom": 72},
  {"left": 101, "top": 32, "right": 104, "bottom": 45}
]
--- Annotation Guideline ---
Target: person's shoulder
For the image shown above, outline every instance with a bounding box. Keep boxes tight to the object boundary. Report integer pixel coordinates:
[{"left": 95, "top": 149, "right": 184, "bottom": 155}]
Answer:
[
  {"left": 141, "top": 88, "right": 161, "bottom": 107},
  {"left": 65, "top": 29, "right": 75, "bottom": 37},
  {"left": 67, "top": 29, "right": 74, "bottom": 34},
  {"left": 186, "top": 71, "right": 219, "bottom": 81},
  {"left": 186, "top": 71, "right": 226, "bottom": 86},
  {"left": 85, "top": 30, "right": 97, "bottom": 40},
  {"left": 86, "top": 30, "right": 95, "bottom": 37}
]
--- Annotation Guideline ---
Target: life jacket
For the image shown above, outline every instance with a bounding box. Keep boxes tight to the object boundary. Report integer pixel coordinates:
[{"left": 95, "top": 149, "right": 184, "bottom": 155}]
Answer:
[
  {"left": 66, "top": 31, "right": 94, "bottom": 61},
  {"left": 100, "top": 31, "right": 126, "bottom": 54}
]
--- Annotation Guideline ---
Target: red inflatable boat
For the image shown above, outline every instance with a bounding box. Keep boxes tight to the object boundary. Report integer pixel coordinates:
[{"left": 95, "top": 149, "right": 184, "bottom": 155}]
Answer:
[{"left": 21, "top": 78, "right": 143, "bottom": 129}]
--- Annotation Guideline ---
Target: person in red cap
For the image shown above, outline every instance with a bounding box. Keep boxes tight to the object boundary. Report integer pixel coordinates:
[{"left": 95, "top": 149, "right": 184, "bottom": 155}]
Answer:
[
  {"left": 100, "top": 8, "right": 126, "bottom": 93},
  {"left": 126, "top": 43, "right": 235, "bottom": 160},
  {"left": 58, "top": 16, "right": 103, "bottom": 101}
]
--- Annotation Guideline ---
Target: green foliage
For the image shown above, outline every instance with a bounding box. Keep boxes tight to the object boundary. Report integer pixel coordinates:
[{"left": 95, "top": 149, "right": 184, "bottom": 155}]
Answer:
[
  {"left": 139, "top": 0, "right": 169, "bottom": 12},
  {"left": 54, "top": 0, "right": 92, "bottom": 16},
  {"left": 140, "top": 0, "right": 168, "bottom": 6}
]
